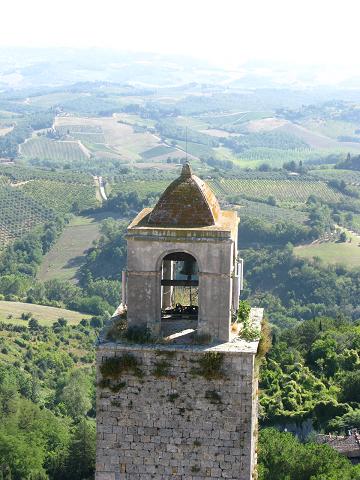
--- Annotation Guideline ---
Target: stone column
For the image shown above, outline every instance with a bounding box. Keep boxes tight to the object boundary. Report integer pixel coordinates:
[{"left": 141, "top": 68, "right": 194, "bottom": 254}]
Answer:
[
  {"left": 121, "top": 270, "right": 127, "bottom": 305},
  {"left": 198, "top": 272, "right": 232, "bottom": 342},
  {"left": 162, "top": 260, "right": 173, "bottom": 310},
  {"left": 127, "top": 270, "right": 161, "bottom": 335}
]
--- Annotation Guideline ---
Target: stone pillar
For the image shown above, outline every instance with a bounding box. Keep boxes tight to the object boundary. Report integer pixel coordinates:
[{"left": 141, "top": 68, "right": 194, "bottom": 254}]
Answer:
[
  {"left": 121, "top": 270, "right": 127, "bottom": 305},
  {"left": 127, "top": 270, "right": 161, "bottom": 335},
  {"left": 198, "top": 272, "right": 232, "bottom": 342},
  {"left": 162, "top": 259, "right": 173, "bottom": 309}
]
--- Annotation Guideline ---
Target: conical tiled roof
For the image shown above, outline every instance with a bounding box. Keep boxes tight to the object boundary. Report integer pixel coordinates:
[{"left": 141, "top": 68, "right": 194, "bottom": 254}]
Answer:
[{"left": 148, "top": 163, "right": 220, "bottom": 227}]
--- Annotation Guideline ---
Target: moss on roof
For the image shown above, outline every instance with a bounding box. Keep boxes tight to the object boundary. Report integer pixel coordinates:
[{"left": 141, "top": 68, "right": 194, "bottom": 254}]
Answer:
[{"left": 148, "top": 163, "right": 221, "bottom": 227}]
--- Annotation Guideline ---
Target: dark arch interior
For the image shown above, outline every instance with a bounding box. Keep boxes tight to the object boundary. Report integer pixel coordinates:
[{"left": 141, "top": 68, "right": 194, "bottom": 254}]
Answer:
[{"left": 160, "top": 252, "right": 199, "bottom": 323}]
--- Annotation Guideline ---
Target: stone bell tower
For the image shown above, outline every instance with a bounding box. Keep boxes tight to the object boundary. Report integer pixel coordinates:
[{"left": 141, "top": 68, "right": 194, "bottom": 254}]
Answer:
[
  {"left": 96, "top": 164, "right": 262, "bottom": 480},
  {"left": 125, "top": 162, "right": 242, "bottom": 342}
]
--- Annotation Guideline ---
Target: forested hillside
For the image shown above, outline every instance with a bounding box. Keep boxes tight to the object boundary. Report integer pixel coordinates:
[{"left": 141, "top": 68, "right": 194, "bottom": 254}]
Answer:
[{"left": 0, "top": 318, "right": 99, "bottom": 479}]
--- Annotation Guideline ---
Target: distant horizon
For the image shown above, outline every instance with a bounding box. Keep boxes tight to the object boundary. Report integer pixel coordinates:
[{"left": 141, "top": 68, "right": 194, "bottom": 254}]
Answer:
[
  {"left": 1, "top": 45, "right": 359, "bottom": 91},
  {"left": 0, "top": 0, "right": 359, "bottom": 75}
]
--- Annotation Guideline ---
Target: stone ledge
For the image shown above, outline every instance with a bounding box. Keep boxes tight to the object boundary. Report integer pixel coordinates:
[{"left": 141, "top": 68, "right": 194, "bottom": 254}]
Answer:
[{"left": 98, "top": 308, "right": 263, "bottom": 355}]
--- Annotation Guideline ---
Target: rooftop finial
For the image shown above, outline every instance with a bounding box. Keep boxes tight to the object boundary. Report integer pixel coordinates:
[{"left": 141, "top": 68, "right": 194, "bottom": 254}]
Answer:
[{"left": 181, "top": 162, "right": 192, "bottom": 177}]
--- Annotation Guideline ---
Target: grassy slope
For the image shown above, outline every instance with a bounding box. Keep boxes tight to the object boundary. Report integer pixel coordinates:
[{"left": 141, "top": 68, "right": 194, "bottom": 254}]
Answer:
[
  {"left": 302, "top": 119, "right": 360, "bottom": 140},
  {"left": 0, "top": 301, "right": 90, "bottom": 326},
  {"left": 37, "top": 212, "right": 124, "bottom": 283},
  {"left": 37, "top": 214, "right": 102, "bottom": 282},
  {"left": 294, "top": 230, "right": 360, "bottom": 269}
]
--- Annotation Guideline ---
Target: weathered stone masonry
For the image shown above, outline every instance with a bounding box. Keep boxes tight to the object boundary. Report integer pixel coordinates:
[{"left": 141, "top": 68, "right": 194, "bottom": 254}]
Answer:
[
  {"left": 96, "top": 164, "right": 261, "bottom": 479},
  {"left": 96, "top": 329, "right": 260, "bottom": 480}
]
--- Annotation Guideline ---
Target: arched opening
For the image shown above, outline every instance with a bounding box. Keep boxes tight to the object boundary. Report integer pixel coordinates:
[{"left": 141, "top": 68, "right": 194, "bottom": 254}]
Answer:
[{"left": 160, "top": 252, "right": 199, "bottom": 329}]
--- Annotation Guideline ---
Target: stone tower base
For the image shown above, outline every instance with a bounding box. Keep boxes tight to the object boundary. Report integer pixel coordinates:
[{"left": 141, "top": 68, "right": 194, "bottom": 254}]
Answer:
[{"left": 96, "top": 311, "right": 262, "bottom": 480}]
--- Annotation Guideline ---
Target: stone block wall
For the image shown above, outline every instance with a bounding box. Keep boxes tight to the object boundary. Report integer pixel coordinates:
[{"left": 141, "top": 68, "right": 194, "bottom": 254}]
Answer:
[{"left": 96, "top": 343, "right": 258, "bottom": 480}]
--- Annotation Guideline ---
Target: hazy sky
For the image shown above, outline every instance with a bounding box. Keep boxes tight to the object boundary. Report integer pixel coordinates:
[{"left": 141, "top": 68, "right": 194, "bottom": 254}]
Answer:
[{"left": 1, "top": 0, "right": 359, "bottom": 69}]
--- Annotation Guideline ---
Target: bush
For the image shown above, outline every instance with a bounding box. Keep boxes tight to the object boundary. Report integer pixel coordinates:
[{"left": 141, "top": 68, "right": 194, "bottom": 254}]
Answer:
[
  {"left": 339, "top": 231, "right": 347, "bottom": 242},
  {"left": 237, "top": 300, "right": 251, "bottom": 322},
  {"left": 192, "top": 352, "right": 225, "bottom": 380},
  {"left": 57, "top": 317, "right": 68, "bottom": 327},
  {"left": 340, "top": 371, "right": 360, "bottom": 403},
  {"left": 90, "top": 316, "right": 104, "bottom": 328},
  {"left": 257, "top": 318, "right": 272, "bottom": 359},
  {"left": 328, "top": 409, "right": 360, "bottom": 433},
  {"left": 69, "top": 295, "right": 112, "bottom": 316},
  {"left": 258, "top": 427, "right": 355, "bottom": 480},
  {"left": 100, "top": 353, "right": 143, "bottom": 380},
  {"left": 28, "top": 318, "right": 40, "bottom": 330},
  {"left": 123, "top": 325, "right": 153, "bottom": 343}
]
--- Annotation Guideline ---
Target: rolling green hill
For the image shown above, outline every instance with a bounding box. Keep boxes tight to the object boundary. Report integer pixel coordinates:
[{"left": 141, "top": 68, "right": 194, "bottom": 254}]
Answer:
[
  {"left": 294, "top": 229, "right": 360, "bottom": 269},
  {"left": 0, "top": 301, "right": 90, "bottom": 326}
]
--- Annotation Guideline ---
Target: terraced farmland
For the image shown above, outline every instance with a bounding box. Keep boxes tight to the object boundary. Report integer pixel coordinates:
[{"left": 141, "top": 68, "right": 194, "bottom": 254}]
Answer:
[
  {"left": 109, "top": 173, "right": 346, "bottom": 207},
  {"left": 200, "top": 111, "right": 269, "bottom": 129},
  {"left": 0, "top": 165, "right": 98, "bottom": 248},
  {"left": 210, "top": 178, "right": 344, "bottom": 204},
  {"left": 232, "top": 147, "right": 320, "bottom": 167},
  {"left": 20, "top": 137, "right": 89, "bottom": 162},
  {"left": 310, "top": 169, "right": 360, "bottom": 185},
  {"left": 0, "top": 186, "right": 54, "bottom": 247},
  {"left": 110, "top": 180, "right": 169, "bottom": 198},
  {"left": 235, "top": 198, "right": 309, "bottom": 224},
  {"left": 0, "top": 164, "right": 94, "bottom": 184},
  {"left": 22, "top": 179, "right": 98, "bottom": 214},
  {"left": 141, "top": 145, "right": 177, "bottom": 159}
]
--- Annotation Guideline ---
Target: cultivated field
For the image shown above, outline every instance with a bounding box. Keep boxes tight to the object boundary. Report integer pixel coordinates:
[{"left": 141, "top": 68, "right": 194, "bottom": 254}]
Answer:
[
  {"left": 242, "top": 117, "right": 360, "bottom": 153},
  {"left": 277, "top": 122, "right": 360, "bottom": 151},
  {"left": 20, "top": 137, "right": 90, "bottom": 162},
  {"left": 235, "top": 199, "right": 309, "bottom": 224},
  {"left": 210, "top": 178, "right": 344, "bottom": 204},
  {"left": 50, "top": 112, "right": 360, "bottom": 169},
  {"left": 303, "top": 119, "right": 360, "bottom": 140},
  {"left": 113, "top": 112, "right": 156, "bottom": 129},
  {"left": 0, "top": 301, "right": 90, "bottom": 326},
  {"left": 200, "top": 129, "right": 234, "bottom": 138},
  {"left": 0, "top": 164, "right": 94, "bottom": 184},
  {"left": 310, "top": 169, "right": 360, "bottom": 184},
  {"left": 25, "top": 92, "right": 85, "bottom": 109},
  {"left": 245, "top": 117, "right": 288, "bottom": 132},
  {"left": 0, "top": 166, "right": 98, "bottom": 246},
  {"left": 0, "top": 186, "right": 54, "bottom": 247},
  {"left": 55, "top": 116, "right": 164, "bottom": 163},
  {"left": 109, "top": 173, "right": 349, "bottom": 208},
  {"left": 38, "top": 215, "right": 102, "bottom": 282},
  {"left": 109, "top": 179, "right": 169, "bottom": 197},
  {"left": 199, "top": 111, "right": 269, "bottom": 129},
  {"left": 21, "top": 179, "right": 98, "bottom": 214}
]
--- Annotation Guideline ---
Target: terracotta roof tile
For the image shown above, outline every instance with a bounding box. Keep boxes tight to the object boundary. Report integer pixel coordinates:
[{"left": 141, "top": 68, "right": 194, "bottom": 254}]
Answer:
[{"left": 148, "top": 163, "right": 220, "bottom": 227}]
